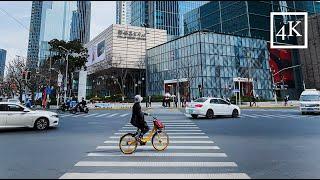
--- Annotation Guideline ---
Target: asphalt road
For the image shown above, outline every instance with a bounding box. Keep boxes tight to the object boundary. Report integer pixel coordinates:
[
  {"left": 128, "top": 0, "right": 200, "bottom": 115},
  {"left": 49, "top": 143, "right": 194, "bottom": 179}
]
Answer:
[{"left": 0, "top": 107, "right": 319, "bottom": 179}]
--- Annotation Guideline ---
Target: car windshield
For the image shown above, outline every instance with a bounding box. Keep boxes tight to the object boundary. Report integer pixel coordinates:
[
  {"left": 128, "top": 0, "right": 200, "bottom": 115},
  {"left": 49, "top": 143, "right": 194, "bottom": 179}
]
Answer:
[
  {"left": 194, "top": 98, "right": 208, "bottom": 102},
  {"left": 300, "top": 95, "right": 320, "bottom": 101}
]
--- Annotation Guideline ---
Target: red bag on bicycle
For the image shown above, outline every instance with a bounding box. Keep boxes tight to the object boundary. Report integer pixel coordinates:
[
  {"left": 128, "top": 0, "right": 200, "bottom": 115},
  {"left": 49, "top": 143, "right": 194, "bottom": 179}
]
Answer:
[{"left": 154, "top": 119, "right": 164, "bottom": 129}]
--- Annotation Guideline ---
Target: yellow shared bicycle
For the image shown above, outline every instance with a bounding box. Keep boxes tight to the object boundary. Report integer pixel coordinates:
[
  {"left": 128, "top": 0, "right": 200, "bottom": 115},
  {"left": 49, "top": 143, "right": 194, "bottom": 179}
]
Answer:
[{"left": 119, "top": 115, "right": 169, "bottom": 154}]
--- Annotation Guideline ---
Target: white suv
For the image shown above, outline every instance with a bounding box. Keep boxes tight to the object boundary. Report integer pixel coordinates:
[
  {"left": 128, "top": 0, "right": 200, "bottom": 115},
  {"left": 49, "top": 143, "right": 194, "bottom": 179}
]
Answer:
[
  {"left": 299, "top": 89, "right": 320, "bottom": 115},
  {"left": 0, "top": 102, "right": 59, "bottom": 130},
  {"left": 185, "top": 97, "right": 241, "bottom": 119}
]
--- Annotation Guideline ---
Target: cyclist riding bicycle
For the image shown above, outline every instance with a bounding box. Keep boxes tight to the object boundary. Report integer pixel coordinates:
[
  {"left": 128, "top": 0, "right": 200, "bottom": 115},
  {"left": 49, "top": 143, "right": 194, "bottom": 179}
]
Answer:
[{"left": 130, "top": 95, "right": 150, "bottom": 145}]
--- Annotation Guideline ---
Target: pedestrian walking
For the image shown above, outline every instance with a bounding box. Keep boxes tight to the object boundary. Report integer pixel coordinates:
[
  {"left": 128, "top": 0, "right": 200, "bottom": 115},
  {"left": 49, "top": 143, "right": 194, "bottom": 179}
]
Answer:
[
  {"left": 174, "top": 95, "right": 178, "bottom": 108},
  {"left": 148, "top": 95, "right": 152, "bottom": 107},
  {"left": 251, "top": 94, "right": 256, "bottom": 106},
  {"left": 162, "top": 96, "right": 166, "bottom": 107},
  {"left": 284, "top": 95, "right": 289, "bottom": 106},
  {"left": 181, "top": 96, "right": 184, "bottom": 107}
]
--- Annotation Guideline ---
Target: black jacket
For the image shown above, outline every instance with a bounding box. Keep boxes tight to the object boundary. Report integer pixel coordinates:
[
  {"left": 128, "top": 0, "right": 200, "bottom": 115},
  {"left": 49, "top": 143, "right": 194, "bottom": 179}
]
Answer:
[{"left": 130, "top": 102, "right": 147, "bottom": 127}]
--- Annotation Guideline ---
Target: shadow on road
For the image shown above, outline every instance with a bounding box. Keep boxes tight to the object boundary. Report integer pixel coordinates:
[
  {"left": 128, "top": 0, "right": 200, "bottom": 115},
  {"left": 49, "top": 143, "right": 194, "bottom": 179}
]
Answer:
[{"left": 0, "top": 127, "right": 58, "bottom": 134}]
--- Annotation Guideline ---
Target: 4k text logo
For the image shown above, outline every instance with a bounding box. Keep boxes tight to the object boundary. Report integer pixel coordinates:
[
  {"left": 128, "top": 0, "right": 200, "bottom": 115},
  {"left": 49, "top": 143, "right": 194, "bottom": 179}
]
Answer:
[{"left": 270, "top": 12, "right": 308, "bottom": 49}]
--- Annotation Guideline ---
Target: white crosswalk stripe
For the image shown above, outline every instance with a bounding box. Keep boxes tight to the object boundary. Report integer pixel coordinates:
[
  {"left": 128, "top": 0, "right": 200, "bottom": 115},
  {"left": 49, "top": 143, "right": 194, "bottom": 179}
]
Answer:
[
  {"left": 120, "top": 113, "right": 129, "bottom": 117},
  {"left": 118, "top": 129, "right": 202, "bottom": 132},
  {"left": 113, "top": 132, "right": 206, "bottom": 135},
  {"left": 60, "top": 173, "right": 250, "bottom": 179},
  {"left": 97, "top": 145, "right": 219, "bottom": 150},
  {"left": 74, "top": 161, "right": 236, "bottom": 167},
  {"left": 87, "top": 152, "right": 224, "bottom": 157},
  {"left": 94, "top": 113, "right": 110, "bottom": 117},
  {"left": 124, "top": 124, "right": 197, "bottom": 127},
  {"left": 104, "top": 140, "right": 214, "bottom": 144},
  {"left": 109, "top": 136, "right": 209, "bottom": 139},
  {"left": 83, "top": 113, "right": 99, "bottom": 118},
  {"left": 107, "top": 113, "right": 119, "bottom": 117},
  {"left": 60, "top": 111, "right": 250, "bottom": 179}
]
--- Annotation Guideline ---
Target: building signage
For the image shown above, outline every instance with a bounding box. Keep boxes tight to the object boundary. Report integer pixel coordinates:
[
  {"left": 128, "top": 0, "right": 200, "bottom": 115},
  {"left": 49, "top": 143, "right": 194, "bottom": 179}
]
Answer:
[
  {"left": 233, "top": 77, "right": 253, "bottom": 82},
  {"left": 117, "top": 30, "right": 146, "bottom": 40}
]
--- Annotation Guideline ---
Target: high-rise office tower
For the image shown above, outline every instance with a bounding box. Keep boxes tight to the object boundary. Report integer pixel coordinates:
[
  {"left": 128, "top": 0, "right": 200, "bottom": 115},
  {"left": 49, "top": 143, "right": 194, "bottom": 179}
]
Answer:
[
  {"left": 26, "top": 1, "right": 91, "bottom": 69},
  {"left": 116, "top": 1, "right": 131, "bottom": 25},
  {"left": 0, "top": 49, "right": 6, "bottom": 78},
  {"left": 130, "top": 1, "right": 208, "bottom": 39}
]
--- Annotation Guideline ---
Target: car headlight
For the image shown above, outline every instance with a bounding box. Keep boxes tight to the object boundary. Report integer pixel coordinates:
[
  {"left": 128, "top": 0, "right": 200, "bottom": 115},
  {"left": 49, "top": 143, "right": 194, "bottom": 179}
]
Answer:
[
  {"left": 300, "top": 104, "right": 305, "bottom": 107},
  {"left": 51, "top": 114, "right": 59, "bottom": 118}
]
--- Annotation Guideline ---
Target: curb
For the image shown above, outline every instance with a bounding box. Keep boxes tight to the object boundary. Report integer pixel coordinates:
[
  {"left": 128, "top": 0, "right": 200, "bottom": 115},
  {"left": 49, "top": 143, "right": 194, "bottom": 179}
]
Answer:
[{"left": 240, "top": 106, "right": 298, "bottom": 109}]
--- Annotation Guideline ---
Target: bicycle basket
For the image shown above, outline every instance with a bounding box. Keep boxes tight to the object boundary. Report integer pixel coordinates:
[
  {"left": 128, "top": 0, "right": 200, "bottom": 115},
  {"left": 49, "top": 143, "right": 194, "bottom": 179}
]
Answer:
[{"left": 154, "top": 119, "right": 164, "bottom": 129}]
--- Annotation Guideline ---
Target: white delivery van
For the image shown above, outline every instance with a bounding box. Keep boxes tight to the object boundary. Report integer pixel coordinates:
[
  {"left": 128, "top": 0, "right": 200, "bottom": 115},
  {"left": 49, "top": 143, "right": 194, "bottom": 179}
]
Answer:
[{"left": 299, "top": 89, "right": 320, "bottom": 115}]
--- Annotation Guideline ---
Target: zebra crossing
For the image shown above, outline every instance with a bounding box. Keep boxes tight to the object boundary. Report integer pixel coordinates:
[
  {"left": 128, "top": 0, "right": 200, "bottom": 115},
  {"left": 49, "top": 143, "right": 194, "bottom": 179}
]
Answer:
[
  {"left": 240, "top": 113, "right": 319, "bottom": 119},
  {"left": 59, "top": 114, "right": 250, "bottom": 179},
  {"left": 58, "top": 112, "right": 130, "bottom": 119},
  {"left": 59, "top": 111, "right": 318, "bottom": 121}
]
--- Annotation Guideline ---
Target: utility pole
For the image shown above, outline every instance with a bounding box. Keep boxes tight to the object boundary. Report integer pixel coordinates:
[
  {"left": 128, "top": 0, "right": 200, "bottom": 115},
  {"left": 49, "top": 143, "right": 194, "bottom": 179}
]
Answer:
[
  {"left": 271, "top": 69, "right": 277, "bottom": 104},
  {"left": 59, "top": 46, "right": 69, "bottom": 103}
]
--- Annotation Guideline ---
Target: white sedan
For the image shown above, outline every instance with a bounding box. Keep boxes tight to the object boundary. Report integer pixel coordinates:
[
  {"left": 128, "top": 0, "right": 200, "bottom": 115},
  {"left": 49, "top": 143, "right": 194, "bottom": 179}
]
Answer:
[
  {"left": 185, "top": 97, "right": 241, "bottom": 119},
  {"left": 0, "top": 102, "right": 59, "bottom": 130}
]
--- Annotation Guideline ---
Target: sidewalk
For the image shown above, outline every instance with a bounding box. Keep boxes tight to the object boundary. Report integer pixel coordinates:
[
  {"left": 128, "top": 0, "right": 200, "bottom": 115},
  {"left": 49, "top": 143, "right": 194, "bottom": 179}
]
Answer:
[
  {"left": 37, "top": 100, "right": 299, "bottom": 111},
  {"left": 239, "top": 100, "right": 299, "bottom": 109}
]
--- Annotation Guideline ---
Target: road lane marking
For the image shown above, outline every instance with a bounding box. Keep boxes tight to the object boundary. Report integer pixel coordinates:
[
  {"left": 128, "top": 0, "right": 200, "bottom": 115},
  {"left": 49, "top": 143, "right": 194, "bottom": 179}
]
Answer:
[
  {"left": 241, "top": 114, "right": 260, "bottom": 118},
  {"left": 124, "top": 124, "right": 197, "bottom": 127},
  {"left": 104, "top": 140, "right": 214, "bottom": 144},
  {"left": 107, "top": 113, "right": 119, "bottom": 117},
  {"left": 60, "top": 173, "right": 250, "bottom": 179},
  {"left": 120, "top": 113, "right": 129, "bottom": 117},
  {"left": 83, "top": 113, "right": 99, "bottom": 118},
  {"left": 122, "top": 126, "right": 199, "bottom": 129},
  {"left": 60, "top": 114, "right": 72, "bottom": 117},
  {"left": 113, "top": 132, "right": 206, "bottom": 135},
  {"left": 87, "top": 152, "right": 225, "bottom": 157},
  {"left": 96, "top": 145, "right": 219, "bottom": 150},
  {"left": 109, "top": 136, "right": 209, "bottom": 139},
  {"left": 74, "top": 161, "right": 234, "bottom": 167},
  {"left": 118, "top": 129, "right": 202, "bottom": 132},
  {"left": 95, "top": 113, "right": 110, "bottom": 117}
]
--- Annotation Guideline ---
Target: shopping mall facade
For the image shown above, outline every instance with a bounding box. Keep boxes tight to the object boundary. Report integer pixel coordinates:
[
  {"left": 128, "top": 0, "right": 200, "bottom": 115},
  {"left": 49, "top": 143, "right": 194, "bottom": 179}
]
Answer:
[
  {"left": 146, "top": 30, "right": 273, "bottom": 100},
  {"left": 78, "top": 24, "right": 167, "bottom": 99}
]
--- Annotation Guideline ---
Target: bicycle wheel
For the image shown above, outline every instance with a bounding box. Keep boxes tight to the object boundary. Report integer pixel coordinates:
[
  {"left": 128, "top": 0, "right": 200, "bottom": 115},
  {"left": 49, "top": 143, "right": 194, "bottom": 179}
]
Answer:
[
  {"left": 119, "top": 133, "right": 138, "bottom": 154},
  {"left": 152, "top": 131, "right": 169, "bottom": 151}
]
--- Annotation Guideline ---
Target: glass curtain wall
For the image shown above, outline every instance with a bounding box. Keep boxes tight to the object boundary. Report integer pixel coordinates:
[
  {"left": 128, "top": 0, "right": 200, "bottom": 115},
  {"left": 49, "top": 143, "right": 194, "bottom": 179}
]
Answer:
[{"left": 147, "top": 31, "right": 273, "bottom": 100}]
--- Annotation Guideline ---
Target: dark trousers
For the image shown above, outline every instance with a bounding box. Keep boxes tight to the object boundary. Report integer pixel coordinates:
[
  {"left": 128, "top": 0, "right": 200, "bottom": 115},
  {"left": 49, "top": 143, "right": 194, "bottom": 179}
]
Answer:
[{"left": 137, "top": 122, "right": 149, "bottom": 137}]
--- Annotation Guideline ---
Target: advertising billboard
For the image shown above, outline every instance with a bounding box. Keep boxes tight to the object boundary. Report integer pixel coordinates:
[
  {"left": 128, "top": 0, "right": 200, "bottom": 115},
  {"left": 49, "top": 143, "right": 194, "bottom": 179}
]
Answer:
[
  {"left": 268, "top": 44, "right": 295, "bottom": 88},
  {"left": 86, "top": 40, "right": 106, "bottom": 67}
]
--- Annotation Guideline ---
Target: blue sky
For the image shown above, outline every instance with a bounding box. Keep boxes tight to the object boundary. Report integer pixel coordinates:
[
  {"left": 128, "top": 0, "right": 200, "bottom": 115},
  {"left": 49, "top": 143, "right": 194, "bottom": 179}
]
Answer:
[{"left": 0, "top": 1, "right": 116, "bottom": 66}]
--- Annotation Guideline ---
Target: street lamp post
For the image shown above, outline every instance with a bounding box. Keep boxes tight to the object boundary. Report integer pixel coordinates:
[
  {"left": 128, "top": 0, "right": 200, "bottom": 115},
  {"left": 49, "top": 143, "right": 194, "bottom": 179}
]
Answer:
[
  {"left": 271, "top": 64, "right": 301, "bottom": 104},
  {"left": 58, "top": 46, "right": 69, "bottom": 103}
]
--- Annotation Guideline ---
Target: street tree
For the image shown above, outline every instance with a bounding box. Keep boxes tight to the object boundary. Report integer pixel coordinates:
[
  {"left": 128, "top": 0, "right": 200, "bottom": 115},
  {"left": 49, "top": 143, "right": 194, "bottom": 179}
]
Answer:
[
  {"left": 47, "top": 39, "right": 88, "bottom": 98},
  {"left": 6, "top": 57, "right": 27, "bottom": 102}
]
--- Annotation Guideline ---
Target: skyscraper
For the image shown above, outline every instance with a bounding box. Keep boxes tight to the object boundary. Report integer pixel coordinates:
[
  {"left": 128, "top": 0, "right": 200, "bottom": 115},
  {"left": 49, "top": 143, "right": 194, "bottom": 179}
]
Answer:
[
  {"left": 130, "top": 1, "right": 208, "bottom": 39},
  {"left": 0, "top": 49, "right": 6, "bottom": 78},
  {"left": 116, "top": 1, "right": 131, "bottom": 25},
  {"left": 27, "top": 1, "right": 91, "bottom": 69}
]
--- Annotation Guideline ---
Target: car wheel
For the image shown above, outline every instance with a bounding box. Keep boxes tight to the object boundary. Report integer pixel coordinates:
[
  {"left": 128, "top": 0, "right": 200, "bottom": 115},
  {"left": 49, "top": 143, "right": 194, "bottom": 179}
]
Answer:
[
  {"left": 301, "top": 112, "right": 306, "bottom": 115},
  {"left": 232, "top": 109, "right": 239, "bottom": 118},
  {"left": 34, "top": 118, "right": 49, "bottom": 130},
  {"left": 191, "top": 114, "right": 198, "bottom": 119},
  {"left": 206, "top": 109, "right": 214, "bottom": 119}
]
